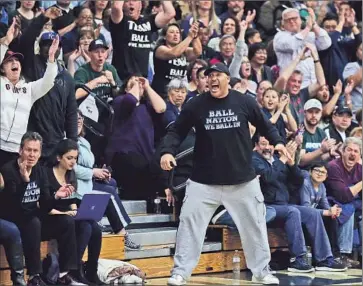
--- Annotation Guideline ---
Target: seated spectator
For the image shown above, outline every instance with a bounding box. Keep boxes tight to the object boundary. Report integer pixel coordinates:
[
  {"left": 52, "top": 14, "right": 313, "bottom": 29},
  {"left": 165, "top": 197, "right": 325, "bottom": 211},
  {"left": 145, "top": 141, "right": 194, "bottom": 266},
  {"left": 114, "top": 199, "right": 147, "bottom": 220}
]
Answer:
[
  {"left": 299, "top": 163, "right": 341, "bottom": 218},
  {"left": 253, "top": 135, "right": 346, "bottom": 272},
  {"left": 110, "top": 0, "right": 175, "bottom": 81},
  {"left": 67, "top": 29, "right": 95, "bottom": 76},
  {"left": 319, "top": 13, "right": 361, "bottom": 88},
  {"left": 325, "top": 137, "right": 362, "bottom": 268},
  {"left": 0, "top": 219, "right": 25, "bottom": 285},
  {"left": 17, "top": 9, "right": 78, "bottom": 163},
  {"left": 248, "top": 42, "right": 275, "bottom": 84},
  {"left": 0, "top": 22, "right": 58, "bottom": 168},
  {"left": 208, "top": 16, "right": 240, "bottom": 52},
  {"left": 261, "top": 88, "right": 297, "bottom": 143},
  {"left": 324, "top": 105, "right": 353, "bottom": 143},
  {"left": 0, "top": 132, "right": 78, "bottom": 286},
  {"left": 299, "top": 99, "right": 340, "bottom": 168},
  {"left": 75, "top": 110, "right": 141, "bottom": 251},
  {"left": 180, "top": 0, "right": 220, "bottom": 40},
  {"left": 186, "top": 59, "right": 208, "bottom": 92},
  {"left": 350, "top": 126, "right": 362, "bottom": 139},
  {"left": 186, "top": 66, "right": 208, "bottom": 100},
  {"left": 151, "top": 22, "right": 201, "bottom": 99},
  {"left": 47, "top": 139, "right": 102, "bottom": 285},
  {"left": 74, "top": 38, "right": 122, "bottom": 164},
  {"left": 245, "top": 28, "right": 262, "bottom": 45},
  {"left": 273, "top": 8, "right": 331, "bottom": 88},
  {"left": 355, "top": 108, "right": 362, "bottom": 126},
  {"left": 274, "top": 44, "right": 326, "bottom": 125},
  {"left": 343, "top": 43, "right": 362, "bottom": 118},
  {"left": 105, "top": 76, "right": 166, "bottom": 203}
]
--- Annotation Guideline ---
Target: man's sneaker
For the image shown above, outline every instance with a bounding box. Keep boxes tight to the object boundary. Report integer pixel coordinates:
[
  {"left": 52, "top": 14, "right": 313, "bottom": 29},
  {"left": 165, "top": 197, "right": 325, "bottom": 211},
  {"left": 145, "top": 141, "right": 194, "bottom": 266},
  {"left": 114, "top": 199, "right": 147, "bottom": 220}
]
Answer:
[
  {"left": 339, "top": 254, "right": 361, "bottom": 269},
  {"left": 168, "top": 274, "right": 187, "bottom": 286},
  {"left": 57, "top": 273, "right": 87, "bottom": 285},
  {"left": 125, "top": 233, "right": 141, "bottom": 250},
  {"left": 27, "top": 275, "right": 47, "bottom": 286},
  {"left": 288, "top": 256, "right": 314, "bottom": 273},
  {"left": 252, "top": 274, "right": 279, "bottom": 285},
  {"left": 315, "top": 257, "right": 347, "bottom": 272},
  {"left": 268, "top": 265, "right": 277, "bottom": 275}
]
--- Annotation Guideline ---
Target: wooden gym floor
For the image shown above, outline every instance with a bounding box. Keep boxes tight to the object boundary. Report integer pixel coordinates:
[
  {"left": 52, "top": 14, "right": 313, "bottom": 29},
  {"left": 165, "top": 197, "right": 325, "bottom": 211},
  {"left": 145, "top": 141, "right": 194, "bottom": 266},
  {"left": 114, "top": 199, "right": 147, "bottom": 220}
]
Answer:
[{"left": 147, "top": 269, "right": 362, "bottom": 285}]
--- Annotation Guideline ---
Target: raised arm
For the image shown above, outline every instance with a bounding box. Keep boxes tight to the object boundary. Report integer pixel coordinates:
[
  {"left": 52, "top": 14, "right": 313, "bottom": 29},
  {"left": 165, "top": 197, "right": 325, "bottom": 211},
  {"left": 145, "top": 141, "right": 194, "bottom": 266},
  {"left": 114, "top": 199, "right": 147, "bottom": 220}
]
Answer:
[
  {"left": 307, "top": 43, "right": 326, "bottom": 96},
  {"left": 229, "top": 21, "right": 248, "bottom": 79},
  {"left": 140, "top": 78, "right": 166, "bottom": 114},
  {"left": 155, "top": 0, "right": 176, "bottom": 28},
  {"left": 307, "top": 8, "right": 331, "bottom": 51},
  {"left": 111, "top": 0, "right": 124, "bottom": 24}
]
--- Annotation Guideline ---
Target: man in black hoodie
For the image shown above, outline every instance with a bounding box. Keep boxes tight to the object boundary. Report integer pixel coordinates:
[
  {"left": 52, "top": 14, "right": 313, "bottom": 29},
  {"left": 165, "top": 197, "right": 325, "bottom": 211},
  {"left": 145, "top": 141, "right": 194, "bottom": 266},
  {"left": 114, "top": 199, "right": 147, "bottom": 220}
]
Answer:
[{"left": 17, "top": 7, "right": 78, "bottom": 162}]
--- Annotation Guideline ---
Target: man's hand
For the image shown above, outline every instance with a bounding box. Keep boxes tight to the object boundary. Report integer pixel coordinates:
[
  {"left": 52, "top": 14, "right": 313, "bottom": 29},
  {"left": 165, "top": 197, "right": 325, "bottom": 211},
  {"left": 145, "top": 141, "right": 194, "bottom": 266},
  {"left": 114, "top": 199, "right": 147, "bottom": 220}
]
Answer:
[
  {"left": 188, "top": 21, "right": 199, "bottom": 39},
  {"left": 305, "top": 42, "right": 319, "bottom": 61},
  {"left": 69, "top": 48, "right": 82, "bottom": 61},
  {"left": 3, "top": 17, "right": 21, "bottom": 45},
  {"left": 275, "top": 144, "right": 292, "bottom": 161},
  {"left": 138, "top": 77, "right": 150, "bottom": 89},
  {"left": 286, "top": 140, "right": 298, "bottom": 166},
  {"left": 18, "top": 160, "right": 30, "bottom": 183},
  {"left": 320, "top": 138, "right": 336, "bottom": 153},
  {"left": 93, "top": 168, "right": 109, "bottom": 180},
  {"left": 160, "top": 154, "right": 177, "bottom": 171},
  {"left": 55, "top": 185, "right": 74, "bottom": 199},
  {"left": 245, "top": 10, "right": 256, "bottom": 25},
  {"left": 165, "top": 188, "right": 175, "bottom": 207},
  {"left": 330, "top": 204, "right": 340, "bottom": 217},
  {"left": 333, "top": 79, "right": 343, "bottom": 95},
  {"left": 344, "top": 79, "right": 354, "bottom": 95},
  {"left": 345, "top": 8, "right": 356, "bottom": 27},
  {"left": 44, "top": 6, "right": 63, "bottom": 19},
  {"left": 48, "top": 35, "right": 60, "bottom": 63},
  {"left": 307, "top": 8, "right": 316, "bottom": 25},
  {"left": 102, "top": 70, "right": 116, "bottom": 86}
]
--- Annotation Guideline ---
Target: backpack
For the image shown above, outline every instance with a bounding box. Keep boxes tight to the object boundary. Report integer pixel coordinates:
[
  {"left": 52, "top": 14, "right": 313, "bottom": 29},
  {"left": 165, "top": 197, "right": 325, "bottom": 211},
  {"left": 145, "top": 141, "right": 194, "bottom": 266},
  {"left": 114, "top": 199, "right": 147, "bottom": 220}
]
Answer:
[{"left": 41, "top": 253, "right": 60, "bottom": 285}]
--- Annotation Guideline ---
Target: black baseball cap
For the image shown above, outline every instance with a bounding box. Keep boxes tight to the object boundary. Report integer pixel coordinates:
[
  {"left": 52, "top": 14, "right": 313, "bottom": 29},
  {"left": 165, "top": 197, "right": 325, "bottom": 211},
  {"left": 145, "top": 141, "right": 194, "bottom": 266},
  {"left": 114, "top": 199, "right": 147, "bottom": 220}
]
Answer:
[
  {"left": 334, "top": 105, "right": 353, "bottom": 116},
  {"left": 204, "top": 63, "right": 230, "bottom": 76},
  {"left": 88, "top": 38, "right": 109, "bottom": 52}
]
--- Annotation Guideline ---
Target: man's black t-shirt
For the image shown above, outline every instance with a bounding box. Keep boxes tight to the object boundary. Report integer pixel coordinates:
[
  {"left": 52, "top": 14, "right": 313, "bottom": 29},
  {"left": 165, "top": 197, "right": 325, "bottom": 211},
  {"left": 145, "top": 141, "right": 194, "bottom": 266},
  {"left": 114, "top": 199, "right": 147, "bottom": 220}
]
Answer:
[
  {"left": 151, "top": 43, "right": 188, "bottom": 98},
  {"left": 51, "top": 5, "right": 75, "bottom": 32},
  {"left": 0, "top": 160, "right": 54, "bottom": 221},
  {"left": 160, "top": 90, "right": 284, "bottom": 185},
  {"left": 110, "top": 14, "right": 158, "bottom": 80}
]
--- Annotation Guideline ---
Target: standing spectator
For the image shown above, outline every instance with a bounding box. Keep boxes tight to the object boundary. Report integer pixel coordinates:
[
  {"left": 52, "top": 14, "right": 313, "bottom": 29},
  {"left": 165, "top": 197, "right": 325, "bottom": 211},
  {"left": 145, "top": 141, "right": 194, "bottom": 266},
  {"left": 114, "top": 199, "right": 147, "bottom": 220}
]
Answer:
[
  {"left": 50, "top": 0, "right": 76, "bottom": 32},
  {"left": 319, "top": 13, "right": 361, "bottom": 88},
  {"left": 299, "top": 99, "right": 339, "bottom": 168},
  {"left": 325, "top": 137, "right": 362, "bottom": 268},
  {"left": 105, "top": 76, "right": 166, "bottom": 202},
  {"left": 197, "top": 26, "right": 217, "bottom": 61},
  {"left": 273, "top": 8, "right": 331, "bottom": 88},
  {"left": 17, "top": 8, "right": 78, "bottom": 163},
  {"left": 218, "top": 0, "right": 244, "bottom": 22},
  {"left": 325, "top": 105, "right": 353, "bottom": 143},
  {"left": 88, "top": 0, "right": 110, "bottom": 25},
  {"left": 0, "top": 132, "right": 78, "bottom": 286},
  {"left": 343, "top": 43, "right": 362, "bottom": 118},
  {"left": 152, "top": 22, "right": 201, "bottom": 99},
  {"left": 248, "top": 42, "right": 275, "bottom": 84},
  {"left": 0, "top": 20, "right": 58, "bottom": 168},
  {"left": 160, "top": 63, "right": 286, "bottom": 285},
  {"left": 110, "top": 0, "right": 175, "bottom": 81},
  {"left": 8, "top": 1, "right": 41, "bottom": 34}
]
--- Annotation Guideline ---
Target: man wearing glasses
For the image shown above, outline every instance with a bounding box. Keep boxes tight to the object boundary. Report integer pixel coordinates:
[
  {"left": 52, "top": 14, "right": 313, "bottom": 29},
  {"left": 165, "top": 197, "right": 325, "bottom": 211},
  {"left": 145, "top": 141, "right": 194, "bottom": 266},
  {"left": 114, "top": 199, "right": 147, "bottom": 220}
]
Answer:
[{"left": 273, "top": 8, "right": 331, "bottom": 88}]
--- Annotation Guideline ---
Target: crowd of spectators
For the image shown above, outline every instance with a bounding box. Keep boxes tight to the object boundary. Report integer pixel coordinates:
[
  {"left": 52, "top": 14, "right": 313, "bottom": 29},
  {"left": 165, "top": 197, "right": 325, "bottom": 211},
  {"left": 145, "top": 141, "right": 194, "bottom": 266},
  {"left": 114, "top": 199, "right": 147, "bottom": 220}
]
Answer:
[{"left": 0, "top": 0, "right": 362, "bottom": 285}]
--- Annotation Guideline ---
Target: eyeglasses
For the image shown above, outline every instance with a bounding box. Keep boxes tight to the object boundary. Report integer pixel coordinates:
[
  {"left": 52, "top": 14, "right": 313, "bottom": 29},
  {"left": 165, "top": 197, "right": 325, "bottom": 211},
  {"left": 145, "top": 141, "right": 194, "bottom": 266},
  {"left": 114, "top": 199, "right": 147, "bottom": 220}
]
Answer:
[
  {"left": 80, "top": 16, "right": 93, "bottom": 20},
  {"left": 313, "top": 169, "right": 327, "bottom": 175}
]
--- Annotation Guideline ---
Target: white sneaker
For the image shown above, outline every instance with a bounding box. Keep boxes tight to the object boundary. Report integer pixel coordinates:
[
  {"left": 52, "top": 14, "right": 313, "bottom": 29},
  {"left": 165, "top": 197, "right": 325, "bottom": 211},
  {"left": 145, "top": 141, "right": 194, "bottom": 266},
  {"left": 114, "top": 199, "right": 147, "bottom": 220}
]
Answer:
[
  {"left": 252, "top": 273, "right": 279, "bottom": 285},
  {"left": 167, "top": 274, "right": 187, "bottom": 285}
]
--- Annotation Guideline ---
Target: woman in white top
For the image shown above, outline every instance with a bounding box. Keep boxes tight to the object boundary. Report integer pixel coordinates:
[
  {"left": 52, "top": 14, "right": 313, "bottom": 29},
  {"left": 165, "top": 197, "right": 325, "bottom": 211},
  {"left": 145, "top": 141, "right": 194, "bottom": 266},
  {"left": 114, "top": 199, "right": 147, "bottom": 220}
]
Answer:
[{"left": 0, "top": 20, "right": 59, "bottom": 168}]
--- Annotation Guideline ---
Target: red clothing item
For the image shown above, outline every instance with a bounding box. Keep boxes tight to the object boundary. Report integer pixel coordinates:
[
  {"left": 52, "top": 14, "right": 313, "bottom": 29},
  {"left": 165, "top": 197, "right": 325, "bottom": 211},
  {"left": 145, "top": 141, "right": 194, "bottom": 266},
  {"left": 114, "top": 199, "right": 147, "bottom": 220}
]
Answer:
[{"left": 326, "top": 158, "right": 362, "bottom": 204}]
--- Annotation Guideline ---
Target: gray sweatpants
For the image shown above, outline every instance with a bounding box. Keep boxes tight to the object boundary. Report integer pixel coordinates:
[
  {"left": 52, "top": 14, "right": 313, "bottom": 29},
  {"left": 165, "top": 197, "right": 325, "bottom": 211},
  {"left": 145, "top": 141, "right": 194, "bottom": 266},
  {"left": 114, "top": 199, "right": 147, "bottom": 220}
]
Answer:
[{"left": 172, "top": 178, "right": 271, "bottom": 279}]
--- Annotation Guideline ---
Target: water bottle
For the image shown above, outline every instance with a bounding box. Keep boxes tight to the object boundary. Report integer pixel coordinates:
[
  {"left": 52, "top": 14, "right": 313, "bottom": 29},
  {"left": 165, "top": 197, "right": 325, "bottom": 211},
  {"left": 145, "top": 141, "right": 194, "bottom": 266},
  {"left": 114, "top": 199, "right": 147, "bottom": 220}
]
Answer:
[
  {"left": 154, "top": 192, "right": 161, "bottom": 214},
  {"left": 232, "top": 250, "right": 241, "bottom": 275},
  {"left": 306, "top": 246, "right": 312, "bottom": 266}
]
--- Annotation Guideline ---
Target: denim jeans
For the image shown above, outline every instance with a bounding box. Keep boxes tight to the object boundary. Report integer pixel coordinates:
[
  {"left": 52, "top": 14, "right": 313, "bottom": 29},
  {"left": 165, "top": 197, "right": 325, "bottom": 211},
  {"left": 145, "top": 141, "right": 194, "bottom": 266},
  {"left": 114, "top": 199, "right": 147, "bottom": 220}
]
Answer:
[
  {"left": 215, "top": 205, "right": 277, "bottom": 228},
  {"left": 337, "top": 214, "right": 354, "bottom": 254},
  {"left": 269, "top": 204, "right": 333, "bottom": 262},
  {"left": 0, "top": 219, "right": 23, "bottom": 271}
]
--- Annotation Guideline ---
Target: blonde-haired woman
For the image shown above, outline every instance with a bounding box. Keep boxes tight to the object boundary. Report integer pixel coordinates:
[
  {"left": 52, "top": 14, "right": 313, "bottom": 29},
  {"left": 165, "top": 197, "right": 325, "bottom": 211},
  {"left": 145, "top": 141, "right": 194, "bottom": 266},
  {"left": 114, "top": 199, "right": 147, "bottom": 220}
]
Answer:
[{"left": 181, "top": 0, "right": 220, "bottom": 39}]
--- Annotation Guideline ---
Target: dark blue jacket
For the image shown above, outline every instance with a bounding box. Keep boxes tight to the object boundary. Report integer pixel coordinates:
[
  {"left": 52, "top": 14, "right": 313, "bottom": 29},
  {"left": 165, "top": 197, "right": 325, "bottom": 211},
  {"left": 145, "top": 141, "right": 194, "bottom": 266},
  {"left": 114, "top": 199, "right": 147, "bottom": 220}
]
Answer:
[{"left": 252, "top": 152, "right": 304, "bottom": 205}]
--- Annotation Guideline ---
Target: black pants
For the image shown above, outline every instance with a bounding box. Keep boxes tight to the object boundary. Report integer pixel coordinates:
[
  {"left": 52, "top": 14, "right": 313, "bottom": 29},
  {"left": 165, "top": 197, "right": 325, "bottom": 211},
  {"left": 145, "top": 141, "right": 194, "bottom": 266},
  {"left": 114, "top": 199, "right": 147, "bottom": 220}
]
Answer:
[
  {"left": 111, "top": 152, "right": 162, "bottom": 205},
  {"left": 0, "top": 149, "right": 18, "bottom": 169},
  {"left": 9, "top": 215, "right": 78, "bottom": 275}
]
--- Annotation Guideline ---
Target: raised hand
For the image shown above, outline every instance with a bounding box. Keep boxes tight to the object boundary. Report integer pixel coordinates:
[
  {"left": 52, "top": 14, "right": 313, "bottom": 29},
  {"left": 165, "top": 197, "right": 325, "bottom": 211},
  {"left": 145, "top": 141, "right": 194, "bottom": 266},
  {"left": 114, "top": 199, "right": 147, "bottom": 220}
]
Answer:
[
  {"left": 44, "top": 6, "right": 63, "bottom": 19},
  {"left": 245, "top": 9, "right": 256, "bottom": 25},
  {"left": 345, "top": 8, "right": 356, "bottom": 26},
  {"left": 19, "top": 160, "right": 30, "bottom": 182},
  {"left": 188, "top": 21, "right": 199, "bottom": 39},
  {"left": 344, "top": 80, "right": 354, "bottom": 95},
  {"left": 333, "top": 79, "right": 343, "bottom": 95},
  {"left": 236, "top": 8, "right": 244, "bottom": 21},
  {"left": 239, "top": 20, "right": 248, "bottom": 32},
  {"left": 69, "top": 48, "right": 82, "bottom": 61},
  {"left": 48, "top": 35, "right": 60, "bottom": 63},
  {"left": 138, "top": 77, "right": 150, "bottom": 89},
  {"left": 275, "top": 144, "right": 292, "bottom": 162},
  {"left": 4, "top": 18, "right": 21, "bottom": 45},
  {"left": 102, "top": 70, "right": 116, "bottom": 85}
]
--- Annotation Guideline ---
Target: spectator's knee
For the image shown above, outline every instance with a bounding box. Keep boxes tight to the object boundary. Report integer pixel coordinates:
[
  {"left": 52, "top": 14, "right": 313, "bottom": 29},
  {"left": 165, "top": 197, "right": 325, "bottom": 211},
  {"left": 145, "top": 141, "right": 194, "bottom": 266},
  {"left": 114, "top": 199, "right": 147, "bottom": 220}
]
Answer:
[{"left": 287, "top": 206, "right": 301, "bottom": 220}]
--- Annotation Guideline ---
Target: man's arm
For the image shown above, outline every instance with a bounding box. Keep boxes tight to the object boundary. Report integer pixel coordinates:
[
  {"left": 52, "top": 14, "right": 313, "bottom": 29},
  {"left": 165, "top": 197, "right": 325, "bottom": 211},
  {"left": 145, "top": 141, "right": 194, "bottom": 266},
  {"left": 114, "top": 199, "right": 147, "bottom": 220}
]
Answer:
[
  {"left": 143, "top": 80, "right": 166, "bottom": 114},
  {"left": 307, "top": 43, "right": 326, "bottom": 97},
  {"left": 155, "top": 1, "right": 176, "bottom": 28},
  {"left": 64, "top": 74, "right": 78, "bottom": 141},
  {"left": 252, "top": 154, "right": 287, "bottom": 184},
  {"left": 111, "top": 0, "right": 124, "bottom": 24}
]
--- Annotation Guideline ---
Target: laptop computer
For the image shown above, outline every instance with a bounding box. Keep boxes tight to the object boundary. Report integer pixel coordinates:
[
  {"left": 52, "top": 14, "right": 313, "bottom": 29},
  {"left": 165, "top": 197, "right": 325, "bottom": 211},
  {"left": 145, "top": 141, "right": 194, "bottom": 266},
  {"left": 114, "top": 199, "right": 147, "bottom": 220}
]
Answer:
[{"left": 74, "top": 191, "right": 111, "bottom": 221}]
